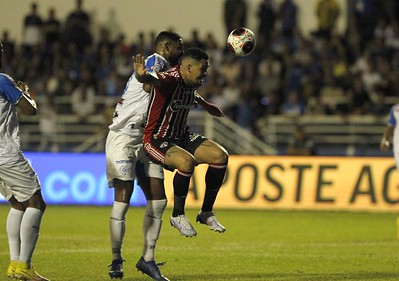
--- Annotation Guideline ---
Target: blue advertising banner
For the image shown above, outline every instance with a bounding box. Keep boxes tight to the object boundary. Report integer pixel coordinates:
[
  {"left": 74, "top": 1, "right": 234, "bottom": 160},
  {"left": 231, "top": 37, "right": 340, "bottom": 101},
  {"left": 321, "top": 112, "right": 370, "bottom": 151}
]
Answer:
[{"left": 0, "top": 152, "right": 147, "bottom": 206}]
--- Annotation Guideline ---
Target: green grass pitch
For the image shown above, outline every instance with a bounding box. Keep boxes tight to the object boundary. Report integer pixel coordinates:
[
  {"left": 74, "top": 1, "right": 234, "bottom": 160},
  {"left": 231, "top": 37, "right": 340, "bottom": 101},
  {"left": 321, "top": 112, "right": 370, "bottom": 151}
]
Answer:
[{"left": 0, "top": 205, "right": 398, "bottom": 281}]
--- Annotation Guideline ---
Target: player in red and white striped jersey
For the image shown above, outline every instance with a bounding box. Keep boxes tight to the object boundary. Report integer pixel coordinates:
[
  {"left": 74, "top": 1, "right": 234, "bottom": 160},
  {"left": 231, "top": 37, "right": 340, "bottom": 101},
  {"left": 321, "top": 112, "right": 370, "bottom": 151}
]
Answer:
[{"left": 134, "top": 47, "right": 228, "bottom": 237}]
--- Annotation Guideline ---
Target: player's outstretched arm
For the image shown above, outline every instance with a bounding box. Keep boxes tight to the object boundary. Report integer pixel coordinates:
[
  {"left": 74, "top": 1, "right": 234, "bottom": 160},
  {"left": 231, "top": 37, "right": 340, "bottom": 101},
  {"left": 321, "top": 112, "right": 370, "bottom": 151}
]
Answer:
[
  {"left": 195, "top": 92, "right": 224, "bottom": 117},
  {"left": 133, "top": 54, "right": 161, "bottom": 86},
  {"left": 16, "top": 81, "right": 37, "bottom": 115}
]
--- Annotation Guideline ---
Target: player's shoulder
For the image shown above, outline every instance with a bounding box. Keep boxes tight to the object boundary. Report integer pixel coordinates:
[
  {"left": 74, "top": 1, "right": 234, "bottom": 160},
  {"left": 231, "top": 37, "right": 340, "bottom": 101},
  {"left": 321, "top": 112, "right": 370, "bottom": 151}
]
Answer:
[
  {"left": 0, "top": 73, "right": 15, "bottom": 85},
  {"left": 146, "top": 53, "right": 168, "bottom": 72}
]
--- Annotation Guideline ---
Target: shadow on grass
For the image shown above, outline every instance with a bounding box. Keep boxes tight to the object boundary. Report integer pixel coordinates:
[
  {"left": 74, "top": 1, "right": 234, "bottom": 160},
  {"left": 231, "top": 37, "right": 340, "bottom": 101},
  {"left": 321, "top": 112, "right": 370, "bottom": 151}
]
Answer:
[{"left": 171, "top": 272, "right": 399, "bottom": 281}]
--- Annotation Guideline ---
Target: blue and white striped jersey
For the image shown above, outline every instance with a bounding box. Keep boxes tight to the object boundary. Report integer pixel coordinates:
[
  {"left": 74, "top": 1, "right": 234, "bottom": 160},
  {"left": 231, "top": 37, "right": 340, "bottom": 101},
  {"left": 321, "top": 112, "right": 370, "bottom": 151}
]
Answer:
[{"left": 0, "top": 73, "right": 23, "bottom": 157}]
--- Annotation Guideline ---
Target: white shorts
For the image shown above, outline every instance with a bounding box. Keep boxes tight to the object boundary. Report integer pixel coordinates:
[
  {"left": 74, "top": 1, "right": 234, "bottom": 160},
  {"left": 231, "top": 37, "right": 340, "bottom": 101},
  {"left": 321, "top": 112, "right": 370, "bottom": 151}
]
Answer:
[
  {"left": 0, "top": 152, "right": 41, "bottom": 202},
  {"left": 105, "top": 130, "right": 164, "bottom": 187}
]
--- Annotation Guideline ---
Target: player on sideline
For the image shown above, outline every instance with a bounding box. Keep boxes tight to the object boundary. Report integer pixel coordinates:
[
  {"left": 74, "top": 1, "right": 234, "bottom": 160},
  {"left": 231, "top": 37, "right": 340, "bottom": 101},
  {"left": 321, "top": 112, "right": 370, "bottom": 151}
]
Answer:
[
  {"left": 134, "top": 47, "right": 229, "bottom": 238},
  {"left": 0, "top": 43, "right": 50, "bottom": 281},
  {"left": 380, "top": 103, "right": 399, "bottom": 170},
  {"left": 107, "top": 31, "right": 223, "bottom": 280}
]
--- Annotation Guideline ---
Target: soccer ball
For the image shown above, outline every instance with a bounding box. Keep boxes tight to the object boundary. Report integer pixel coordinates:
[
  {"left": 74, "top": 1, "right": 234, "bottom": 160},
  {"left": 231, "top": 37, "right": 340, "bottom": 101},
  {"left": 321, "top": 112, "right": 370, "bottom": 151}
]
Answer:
[{"left": 227, "top": 27, "right": 256, "bottom": 57}]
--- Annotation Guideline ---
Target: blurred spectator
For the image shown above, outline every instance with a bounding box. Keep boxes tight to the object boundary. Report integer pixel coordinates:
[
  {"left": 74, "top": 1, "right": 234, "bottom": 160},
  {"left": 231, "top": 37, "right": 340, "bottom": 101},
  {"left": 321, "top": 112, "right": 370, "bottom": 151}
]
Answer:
[
  {"left": 280, "top": 90, "right": 305, "bottom": 116},
  {"left": 350, "top": 0, "right": 379, "bottom": 46},
  {"left": 203, "top": 32, "right": 223, "bottom": 73},
  {"left": 257, "top": 0, "right": 276, "bottom": 53},
  {"left": 277, "top": 0, "right": 298, "bottom": 39},
  {"left": 62, "top": 0, "right": 92, "bottom": 54},
  {"left": 22, "top": 2, "right": 43, "bottom": 58},
  {"left": 102, "top": 69, "right": 120, "bottom": 97},
  {"left": 219, "top": 55, "right": 242, "bottom": 84},
  {"left": 1, "top": 30, "right": 15, "bottom": 61},
  {"left": 131, "top": 32, "right": 151, "bottom": 56},
  {"left": 256, "top": 53, "right": 282, "bottom": 97},
  {"left": 186, "top": 29, "right": 205, "bottom": 49},
  {"left": 223, "top": 0, "right": 247, "bottom": 36},
  {"left": 105, "top": 8, "right": 122, "bottom": 41},
  {"left": 371, "top": 91, "right": 392, "bottom": 116},
  {"left": 38, "top": 96, "right": 59, "bottom": 152},
  {"left": 66, "top": 0, "right": 90, "bottom": 29},
  {"left": 42, "top": 7, "right": 61, "bottom": 54},
  {"left": 314, "top": 0, "right": 341, "bottom": 39},
  {"left": 287, "top": 125, "right": 315, "bottom": 155},
  {"left": 97, "top": 27, "right": 114, "bottom": 55},
  {"left": 347, "top": 75, "right": 371, "bottom": 114},
  {"left": 319, "top": 72, "right": 346, "bottom": 115},
  {"left": 71, "top": 81, "right": 97, "bottom": 122}
]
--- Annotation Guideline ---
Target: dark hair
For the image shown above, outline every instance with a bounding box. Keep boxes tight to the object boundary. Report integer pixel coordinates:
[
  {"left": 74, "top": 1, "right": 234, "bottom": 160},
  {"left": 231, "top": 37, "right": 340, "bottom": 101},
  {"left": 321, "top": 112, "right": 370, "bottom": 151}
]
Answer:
[
  {"left": 182, "top": 47, "right": 208, "bottom": 61},
  {"left": 155, "top": 31, "right": 182, "bottom": 45}
]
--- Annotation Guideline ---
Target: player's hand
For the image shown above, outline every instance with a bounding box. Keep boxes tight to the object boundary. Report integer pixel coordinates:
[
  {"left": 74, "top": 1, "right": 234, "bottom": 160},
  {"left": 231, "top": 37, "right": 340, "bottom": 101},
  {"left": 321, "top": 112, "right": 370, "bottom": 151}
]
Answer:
[
  {"left": 16, "top": 80, "right": 29, "bottom": 94},
  {"left": 380, "top": 139, "right": 390, "bottom": 152},
  {"left": 206, "top": 103, "right": 224, "bottom": 117},
  {"left": 133, "top": 54, "right": 148, "bottom": 77}
]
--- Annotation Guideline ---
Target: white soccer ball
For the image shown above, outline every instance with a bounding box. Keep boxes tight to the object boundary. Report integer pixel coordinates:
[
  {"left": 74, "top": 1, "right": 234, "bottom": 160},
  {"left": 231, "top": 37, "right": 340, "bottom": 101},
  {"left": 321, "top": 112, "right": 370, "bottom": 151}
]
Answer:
[{"left": 227, "top": 27, "right": 256, "bottom": 57}]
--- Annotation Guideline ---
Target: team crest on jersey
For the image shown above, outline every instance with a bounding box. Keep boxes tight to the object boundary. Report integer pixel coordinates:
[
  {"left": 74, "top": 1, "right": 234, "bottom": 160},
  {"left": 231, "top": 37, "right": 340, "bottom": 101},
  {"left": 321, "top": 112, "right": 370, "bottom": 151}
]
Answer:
[
  {"left": 119, "top": 165, "right": 129, "bottom": 175},
  {"left": 160, "top": 141, "right": 168, "bottom": 148}
]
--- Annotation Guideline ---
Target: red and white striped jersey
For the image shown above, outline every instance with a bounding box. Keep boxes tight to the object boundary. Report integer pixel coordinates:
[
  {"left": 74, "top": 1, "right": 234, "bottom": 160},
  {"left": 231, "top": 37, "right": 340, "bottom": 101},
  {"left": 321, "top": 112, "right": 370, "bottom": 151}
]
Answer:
[{"left": 144, "top": 66, "right": 197, "bottom": 142}]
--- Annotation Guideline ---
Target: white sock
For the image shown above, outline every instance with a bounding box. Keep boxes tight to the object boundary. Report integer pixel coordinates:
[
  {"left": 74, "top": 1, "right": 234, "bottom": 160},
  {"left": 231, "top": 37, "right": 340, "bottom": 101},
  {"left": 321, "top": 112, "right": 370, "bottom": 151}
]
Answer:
[
  {"left": 19, "top": 207, "right": 43, "bottom": 264},
  {"left": 7, "top": 208, "right": 24, "bottom": 261},
  {"left": 142, "top": 199, "right": 167, "bottom": 262},
  {"left": 110, "top": 201, "right": 129, "bottom": 260}
]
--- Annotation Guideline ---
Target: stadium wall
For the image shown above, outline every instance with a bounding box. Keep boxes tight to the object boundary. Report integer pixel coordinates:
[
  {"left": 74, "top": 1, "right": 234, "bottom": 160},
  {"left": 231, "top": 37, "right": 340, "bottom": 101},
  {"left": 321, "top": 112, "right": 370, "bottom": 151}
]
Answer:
[
  {"left": 1, "top": 153, "right": 397, "bottom": 212},
  {"left": 0, "top": 0, "right": 347, "bottom": 46}
]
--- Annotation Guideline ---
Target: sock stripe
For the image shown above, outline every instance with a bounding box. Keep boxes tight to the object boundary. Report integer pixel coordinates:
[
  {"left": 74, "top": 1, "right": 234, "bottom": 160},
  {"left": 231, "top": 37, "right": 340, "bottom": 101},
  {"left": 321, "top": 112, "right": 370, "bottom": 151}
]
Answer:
[
  {"left": 177, "top": 169, "right": 193, "bottom": 177},
  {"left": 209, "top": 163, "right": 227, "bottom": 169}
]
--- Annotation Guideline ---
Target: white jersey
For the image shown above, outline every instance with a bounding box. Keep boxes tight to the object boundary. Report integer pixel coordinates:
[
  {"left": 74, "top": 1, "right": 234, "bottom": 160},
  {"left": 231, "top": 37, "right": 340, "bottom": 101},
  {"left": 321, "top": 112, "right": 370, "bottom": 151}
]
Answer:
[
  {"left": 388, "top": 104, "right": 399, "bottom": 153},
  {"left": 0, "top": 73, "right": 23, "bottom": 159},
  {"left": 109, "top": 53, "right": 169, "bottom": 137}
]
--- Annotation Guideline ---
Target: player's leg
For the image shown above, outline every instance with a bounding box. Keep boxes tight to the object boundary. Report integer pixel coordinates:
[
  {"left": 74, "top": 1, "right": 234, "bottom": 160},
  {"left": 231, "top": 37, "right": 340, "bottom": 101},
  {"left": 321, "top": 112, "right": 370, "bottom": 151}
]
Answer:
[
  {"left": 106, "top": 130, "right": 139, "bottom": 279},
  {"left": 193, "top": 139, "right": 229, "bottom": 233},
  {"left": 135, "top": 158, "right": 169, "bottom": 280},
  {"left": 1, "top": 153, "right": 49, "bottom": 280},
  {"left": 144, "top": 141, "right": 197, "bottom": 237},
  {"left": 165, "top": 146, "right": 198, "bottom": 237},
  {"left": 5, "top": 196, "right": 25, "bottom": 279},
  {"left": 110, "top": 179, "right": 133, "bottom": 259},
  {"left": 136, "top": 179, "right": 169, "bottom": 281},
  {"left": 16, "top": 190, "right": 48, "bottom": 280}
]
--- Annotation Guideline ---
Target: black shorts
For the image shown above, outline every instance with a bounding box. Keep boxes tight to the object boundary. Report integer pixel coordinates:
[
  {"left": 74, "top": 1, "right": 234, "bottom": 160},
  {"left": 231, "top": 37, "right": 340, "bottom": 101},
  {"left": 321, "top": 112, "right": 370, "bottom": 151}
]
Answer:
[{"left": 143, "top": 132, "right": 207, "bottom": 168}]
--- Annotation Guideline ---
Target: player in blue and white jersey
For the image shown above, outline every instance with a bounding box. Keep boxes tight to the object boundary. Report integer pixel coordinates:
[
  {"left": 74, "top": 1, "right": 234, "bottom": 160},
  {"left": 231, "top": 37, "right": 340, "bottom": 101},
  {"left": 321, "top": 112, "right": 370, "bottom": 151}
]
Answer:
[
  {"left": 380, "top": 104, "right": 399, "bottom": 169},
  {"left": 106, "top": 31, "right": 183, "bottom": 281},
  {"left": 0, "top": 43, "right": 50, "bottom": 281}
]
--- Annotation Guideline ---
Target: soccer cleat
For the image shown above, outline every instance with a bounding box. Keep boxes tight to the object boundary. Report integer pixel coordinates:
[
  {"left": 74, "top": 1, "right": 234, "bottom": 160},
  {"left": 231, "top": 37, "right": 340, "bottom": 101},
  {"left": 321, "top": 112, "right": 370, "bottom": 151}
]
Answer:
[
  {"left": 6, "top": 260, "right": 18, "bottom": 279},
  {"left": 170, "top": 215, "right": 197, "bottom": 237},
  {"left": 108, "top": 258, "right": 125, "bottom": 279},
  {"left": 196, "top": 211, "right": 226, "bottom": 233},
  {"left": 14, "top": 262, "right": 49, "bottom": 281},
  {"left": 136, "top": 256, "right": 169, "bottom": 281}
]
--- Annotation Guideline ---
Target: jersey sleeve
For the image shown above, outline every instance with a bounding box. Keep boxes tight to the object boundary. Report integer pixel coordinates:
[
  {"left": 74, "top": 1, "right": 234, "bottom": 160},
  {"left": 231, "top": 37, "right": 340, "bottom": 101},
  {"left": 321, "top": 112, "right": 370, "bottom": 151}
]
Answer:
[
  {"left": 388, "top": 105, "right": 397, "bottom": 127},
  {"left": 145, "top": 54, "right": 168, "bottom": 74},
  {"left": 154, "top": 72, "right": 178, "bottom": 91},
  {"left": 0, "top": 74, "right": 23, "bottom": 104}
]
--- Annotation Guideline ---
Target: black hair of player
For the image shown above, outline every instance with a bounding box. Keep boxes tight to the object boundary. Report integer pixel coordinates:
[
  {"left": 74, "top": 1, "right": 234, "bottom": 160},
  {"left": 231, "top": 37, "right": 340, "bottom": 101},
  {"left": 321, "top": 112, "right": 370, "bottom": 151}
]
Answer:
[
  {"left": 155, "top": 31, "right": 182, "bottom": 45},
  {"left": 182, "top": 47, "right": 208, "bottom": 61}
]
